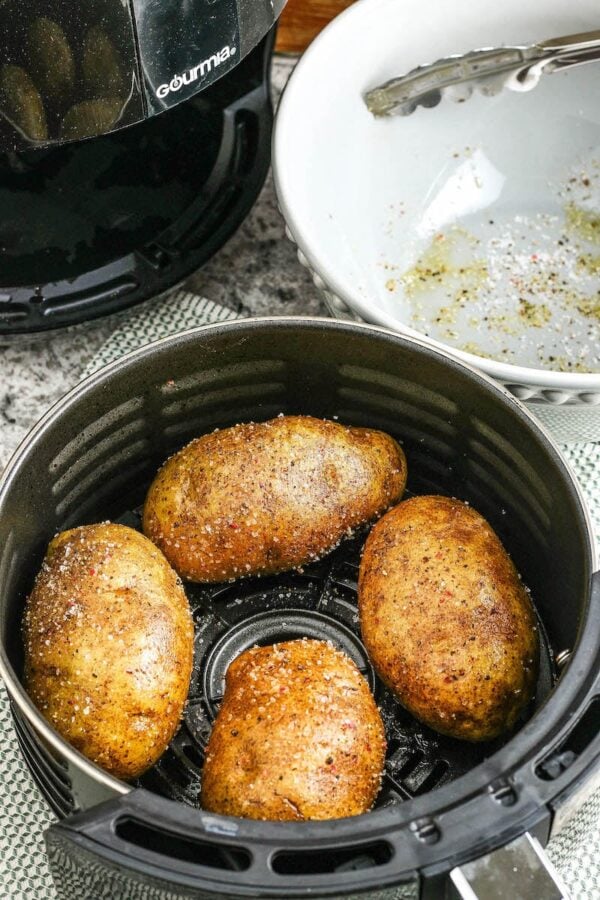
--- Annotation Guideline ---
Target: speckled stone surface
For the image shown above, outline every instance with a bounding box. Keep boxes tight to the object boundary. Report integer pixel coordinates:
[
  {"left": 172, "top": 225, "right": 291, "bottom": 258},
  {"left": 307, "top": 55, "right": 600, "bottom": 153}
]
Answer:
[{"left": 0, "top": 57, "right": 323, "bottom": 472}]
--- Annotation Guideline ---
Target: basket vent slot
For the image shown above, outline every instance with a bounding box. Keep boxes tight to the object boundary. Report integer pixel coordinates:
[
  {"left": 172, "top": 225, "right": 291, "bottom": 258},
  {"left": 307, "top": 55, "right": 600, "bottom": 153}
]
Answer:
[
  {"left": 272, "top": 840, "right": 393, "bottom": 875},
  {"left": 115, "top": 819, "right": 250, "bottom": 871},
  {"left": 42, "top": 278, "right": 138, "bottom": 316},
  {"left": 11, "top": 704, "right": 75, "bottom": 817},
  {"left": 0, "top": 301, "right": 28, "bottom": 321}
]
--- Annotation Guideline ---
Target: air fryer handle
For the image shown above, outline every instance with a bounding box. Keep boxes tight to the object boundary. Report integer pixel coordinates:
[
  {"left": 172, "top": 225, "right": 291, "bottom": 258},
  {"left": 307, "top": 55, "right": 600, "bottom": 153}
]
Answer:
[
  {"left": 47, "top": 803, "right": 573, "bottom": 900},
  {"left": 449, "top": 832, "right": 570, "bottom": 899}
]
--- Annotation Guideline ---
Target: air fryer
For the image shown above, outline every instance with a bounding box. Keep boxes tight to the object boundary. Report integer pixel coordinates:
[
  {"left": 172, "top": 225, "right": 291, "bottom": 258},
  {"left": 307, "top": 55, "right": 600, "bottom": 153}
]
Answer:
[
  {"left": 0, "top": 319, "right": 598, "bottom": 900},
  {"left": 0, "top": 0, "right": 285, "bottom": 333}
]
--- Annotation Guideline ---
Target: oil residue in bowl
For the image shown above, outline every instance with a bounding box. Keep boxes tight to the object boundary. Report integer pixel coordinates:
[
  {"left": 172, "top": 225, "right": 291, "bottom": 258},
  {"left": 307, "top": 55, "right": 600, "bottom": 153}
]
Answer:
[
  {"left": 400, "top": 228, "right": 489, "bottom": 309},
  {"left": 384, "top": 163, "right": 600, "bottom": 374}
]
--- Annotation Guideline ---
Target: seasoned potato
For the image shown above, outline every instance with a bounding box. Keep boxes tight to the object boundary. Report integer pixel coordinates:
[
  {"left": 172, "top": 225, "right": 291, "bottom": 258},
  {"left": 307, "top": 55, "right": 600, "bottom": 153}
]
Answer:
[
  {"left": 0, "top": 64, "right": 47, "bottom": 141},
  {"left": 60, "top": 98, "right": 122, "bottom": 142},
  {"left": 28, "top": 17, "right": 75, "bottom": 104},
  {"left": 82, "top": 26, "right": 125, "bottom": 99},
  {"left": 23, "top": 523, "right": 194, "bottom": 780},
  {"left": 201, "top": 640, "right": 386, "bottom": 819},
  {"left": 143, "top": 415, "right": 406, "bottom": 582},
  {"left": 359, "top": 496, "right": 539, "bottom": 741}
]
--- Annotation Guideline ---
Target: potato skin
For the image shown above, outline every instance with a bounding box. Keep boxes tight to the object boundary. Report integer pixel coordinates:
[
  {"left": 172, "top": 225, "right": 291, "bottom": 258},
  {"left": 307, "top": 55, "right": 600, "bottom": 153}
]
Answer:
[
  {"left": 201, "top": 640, "right": 386, "bottom": 820},
  {"left": 23, "top": 523, "right": 194, "bottom": 780},
  {"left": 143, "top": 415, "right": 406, "bottom": 583},
  {"left": 359, "top": 496, "right": 539, "bottom": 741}
]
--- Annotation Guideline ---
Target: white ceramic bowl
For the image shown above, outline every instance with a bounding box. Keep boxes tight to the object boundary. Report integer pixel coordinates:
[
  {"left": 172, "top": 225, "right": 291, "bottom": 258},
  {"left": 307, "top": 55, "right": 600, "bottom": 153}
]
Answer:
[{"left": 273, "top": 0, "right": 600, "bottom": 441}]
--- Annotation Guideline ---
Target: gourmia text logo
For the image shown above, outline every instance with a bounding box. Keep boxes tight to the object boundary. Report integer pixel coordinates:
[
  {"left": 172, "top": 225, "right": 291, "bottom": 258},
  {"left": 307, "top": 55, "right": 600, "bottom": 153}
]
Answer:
[{"left": 156, "top": 45, "right": 237, "bottom": 99}]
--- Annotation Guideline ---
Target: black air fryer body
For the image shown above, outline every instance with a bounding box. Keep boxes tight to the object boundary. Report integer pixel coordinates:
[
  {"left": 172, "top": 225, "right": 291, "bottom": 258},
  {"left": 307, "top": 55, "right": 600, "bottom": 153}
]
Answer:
[
  {"left": 0, "top": 320, "right": 598, "bottom": 900},
  {"left": 0, "top": 0, "right": 284, "bottom": 333}
]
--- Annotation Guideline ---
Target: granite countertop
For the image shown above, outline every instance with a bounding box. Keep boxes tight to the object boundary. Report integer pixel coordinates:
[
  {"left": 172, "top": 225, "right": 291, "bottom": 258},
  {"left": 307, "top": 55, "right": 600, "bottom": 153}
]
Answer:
[{"left": 0, "top": 58, "right": 324, "bottom": 471}]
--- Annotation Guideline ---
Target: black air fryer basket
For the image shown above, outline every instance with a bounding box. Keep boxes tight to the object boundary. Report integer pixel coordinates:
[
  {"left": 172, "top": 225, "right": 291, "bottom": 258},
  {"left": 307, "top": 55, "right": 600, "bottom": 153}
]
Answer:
[{"left": 0, "top": 319, "right": 598, "bottom": 899}]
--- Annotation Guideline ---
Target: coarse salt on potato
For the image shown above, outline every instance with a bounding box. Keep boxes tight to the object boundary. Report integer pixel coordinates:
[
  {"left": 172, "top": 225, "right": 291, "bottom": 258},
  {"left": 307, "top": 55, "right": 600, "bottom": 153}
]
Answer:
[
  {"left": 143, "top": 415, "right": 406, "bottom": 583},
  {"left": 23, "top": 523, "right": 194, "bottom": 780},
  {"left": 201, "top": 639, "right": 386, "bottom": 820},
  {"left": 359, "top": 495, "right": 539, "bottom": 742}
]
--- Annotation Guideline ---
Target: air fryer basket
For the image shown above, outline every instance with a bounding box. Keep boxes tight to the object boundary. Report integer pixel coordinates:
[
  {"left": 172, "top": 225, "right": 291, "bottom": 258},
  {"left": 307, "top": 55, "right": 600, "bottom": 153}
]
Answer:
[{"left": 0, "top": 319, "right": 598, "bottom": 899}]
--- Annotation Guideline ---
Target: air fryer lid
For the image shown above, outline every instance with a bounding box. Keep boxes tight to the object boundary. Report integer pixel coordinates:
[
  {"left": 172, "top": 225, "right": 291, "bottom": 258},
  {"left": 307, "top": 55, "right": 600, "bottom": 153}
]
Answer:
[
  {"left": 0, "top": 0, "right": 286, "bottom": 150},
  {"left": 0, "top": 320, "right": 598, "bottom": 899},
  {"left": 0, "top": 31, "right": 274, "bottom": 334}
]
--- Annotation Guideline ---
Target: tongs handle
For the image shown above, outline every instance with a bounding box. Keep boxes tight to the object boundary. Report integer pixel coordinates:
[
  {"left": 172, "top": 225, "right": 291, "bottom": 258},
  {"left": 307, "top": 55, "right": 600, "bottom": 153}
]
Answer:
[
  {"left": 365, "top": 29, "right": 600, "bottom": 117},
  {"left": 541, "top": 29, "right": 600, "bottom": 52},
  {"left": 541, "top": 30, "right": 600, "bottom": 73}
]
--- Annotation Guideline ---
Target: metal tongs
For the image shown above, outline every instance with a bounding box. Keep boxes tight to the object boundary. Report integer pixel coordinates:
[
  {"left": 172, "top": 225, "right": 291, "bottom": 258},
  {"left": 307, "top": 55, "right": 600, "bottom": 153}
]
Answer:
[{"left": 365, "top": 29, "right": 600, "bottom": 117}]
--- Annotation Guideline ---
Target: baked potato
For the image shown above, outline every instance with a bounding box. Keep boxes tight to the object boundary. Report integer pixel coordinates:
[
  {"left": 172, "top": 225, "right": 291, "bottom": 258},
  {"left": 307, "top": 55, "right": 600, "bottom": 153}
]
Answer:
[
  {"left": 143, "top": 415, "right": 406, "bottom": 582},
  {"left": 359, "top": 495, "right": 539, "bottom": 741},
  {"left": 60, "top": 98, "right": 122, "bottom": 142},
  {"left": 82, "top": 26, "right": 125, "bottom": 99},
  {"left": 23, "top": 523, "right": 194, "bottom": 780},
  {"left": 201, "top": 639, "right": 386, "bottom": 819},
  {"left": 0, "top": 64, "right": 47, "bottom": 142},
  {"left": 28, "top": 17, "right": 75, "bottom": 105}
]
